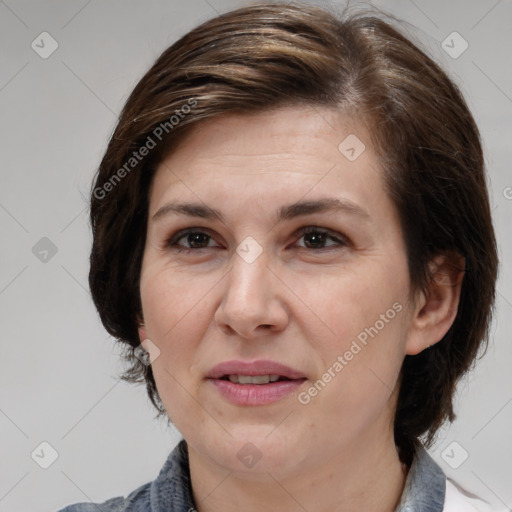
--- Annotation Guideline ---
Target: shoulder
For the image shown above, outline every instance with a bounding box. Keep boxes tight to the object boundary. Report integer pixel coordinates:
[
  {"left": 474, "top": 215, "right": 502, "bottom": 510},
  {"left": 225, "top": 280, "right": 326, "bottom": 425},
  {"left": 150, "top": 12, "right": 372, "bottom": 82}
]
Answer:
[
  {"left": 56, "top": 440, "right": 194, "bottom": 512},
  {"left": 443, "top": 479, "right": 501, "bottom": 512},
  {"left": 56, "top": 481, "right": 151, "bottom": 512},
  {"left": 397, "top": 444, "right": 504, "bottom": 512}
]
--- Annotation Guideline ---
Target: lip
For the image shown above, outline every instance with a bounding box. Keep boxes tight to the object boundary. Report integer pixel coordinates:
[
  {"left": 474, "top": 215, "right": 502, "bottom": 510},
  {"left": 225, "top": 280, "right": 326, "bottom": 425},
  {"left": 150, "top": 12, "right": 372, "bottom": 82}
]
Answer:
[
  {"left": 206, "top": 359, "right": 307, "bottom": 406},
  {"left": 206, "top": 359, "right": 306, "bottom": 380}
]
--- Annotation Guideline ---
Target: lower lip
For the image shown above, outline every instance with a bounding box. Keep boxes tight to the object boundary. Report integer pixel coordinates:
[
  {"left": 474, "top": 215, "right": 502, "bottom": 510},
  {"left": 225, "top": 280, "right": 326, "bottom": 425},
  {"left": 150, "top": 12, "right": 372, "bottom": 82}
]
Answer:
[{"left": 208, "top": 378, "right": 307, "bottom": 405}]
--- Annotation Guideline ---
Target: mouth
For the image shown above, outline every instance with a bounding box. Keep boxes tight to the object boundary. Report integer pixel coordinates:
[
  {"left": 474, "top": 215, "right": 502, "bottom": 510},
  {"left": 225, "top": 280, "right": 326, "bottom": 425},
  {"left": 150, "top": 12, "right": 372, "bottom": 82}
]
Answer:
[
  {"left": 206, "top": 360, "right": 307, "bottom": 405},
  {"left": 219, "top": 374, "right": 295, "bottom": 384},
  {"left": 207, "top": 359, "right": 306, "bottom": 380}
]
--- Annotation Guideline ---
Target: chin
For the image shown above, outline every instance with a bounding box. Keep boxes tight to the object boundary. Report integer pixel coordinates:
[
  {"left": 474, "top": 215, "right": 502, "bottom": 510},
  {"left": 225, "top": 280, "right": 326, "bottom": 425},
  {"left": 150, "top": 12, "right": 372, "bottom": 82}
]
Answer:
[{"left": 190, "top": 424, "right": 306, "bottom": 476}]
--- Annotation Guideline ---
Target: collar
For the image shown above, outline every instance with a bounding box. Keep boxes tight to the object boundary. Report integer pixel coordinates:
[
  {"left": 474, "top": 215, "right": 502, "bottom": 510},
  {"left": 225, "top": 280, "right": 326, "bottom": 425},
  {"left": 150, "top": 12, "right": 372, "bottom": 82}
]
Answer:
[
  {"left": 394, "top": 444, "right": 446, "bottom": 512},
  {"left": 149, "top": 440, "right": 446, "bottom": 512},
  {"left": 149, "top": 440, "right": 196, "bottom": 511}
]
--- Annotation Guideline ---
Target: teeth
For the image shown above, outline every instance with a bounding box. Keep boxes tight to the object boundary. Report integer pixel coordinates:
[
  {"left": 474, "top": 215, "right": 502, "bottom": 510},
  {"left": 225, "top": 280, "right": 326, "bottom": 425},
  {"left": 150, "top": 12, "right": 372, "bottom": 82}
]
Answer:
[{"left": 227, "top": 375, "right": 281, "bottom": 384}]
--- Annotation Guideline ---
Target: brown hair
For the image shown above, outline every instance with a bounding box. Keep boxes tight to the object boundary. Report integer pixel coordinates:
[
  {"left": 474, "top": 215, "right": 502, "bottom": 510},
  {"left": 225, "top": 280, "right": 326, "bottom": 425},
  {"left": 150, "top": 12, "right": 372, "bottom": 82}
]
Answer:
[{"left": 88, "top": 2, "right": 498, "bottom": 465}]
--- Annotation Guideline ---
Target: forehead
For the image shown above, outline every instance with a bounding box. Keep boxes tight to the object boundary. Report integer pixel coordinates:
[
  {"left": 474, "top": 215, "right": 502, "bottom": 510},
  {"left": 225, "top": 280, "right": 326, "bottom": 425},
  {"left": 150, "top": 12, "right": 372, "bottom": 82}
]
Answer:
[
  {"left": 159, "top": 106, "right": 370, "bottom": 164},
  {"left": 149, "top": 106, "right": 386, "bottom": 218}
]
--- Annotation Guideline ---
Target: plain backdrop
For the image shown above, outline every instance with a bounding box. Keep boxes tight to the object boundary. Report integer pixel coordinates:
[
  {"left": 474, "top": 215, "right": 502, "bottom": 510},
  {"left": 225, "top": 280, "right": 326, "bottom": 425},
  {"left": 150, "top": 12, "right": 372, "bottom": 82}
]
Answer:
[{"left": 0, "top": 0, "right": 511, "bottom": 511}]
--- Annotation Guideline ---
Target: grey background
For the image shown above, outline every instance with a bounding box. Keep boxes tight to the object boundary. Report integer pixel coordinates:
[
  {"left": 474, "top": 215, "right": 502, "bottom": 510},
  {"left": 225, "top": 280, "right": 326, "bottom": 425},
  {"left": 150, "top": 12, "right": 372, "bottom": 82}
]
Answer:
[{"left": 0, "top": 0, "right": 511, "bottom": 510}]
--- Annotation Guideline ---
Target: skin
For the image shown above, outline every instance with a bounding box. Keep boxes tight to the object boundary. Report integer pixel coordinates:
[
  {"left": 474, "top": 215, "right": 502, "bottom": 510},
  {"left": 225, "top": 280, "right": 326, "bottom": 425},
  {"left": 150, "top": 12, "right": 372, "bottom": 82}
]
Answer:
[{"left": 138, "top": 106, "right": 463, "bottom": 512}]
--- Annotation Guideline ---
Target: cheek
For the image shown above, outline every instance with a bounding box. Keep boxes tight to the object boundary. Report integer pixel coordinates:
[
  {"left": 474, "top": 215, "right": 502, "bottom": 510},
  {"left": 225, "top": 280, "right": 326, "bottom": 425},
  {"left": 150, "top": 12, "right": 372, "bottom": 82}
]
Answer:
[
  {"left": 310, "top": 257, "right": 409, "bottom": 391},
  {"left": 304, "top": 299, "right": 407, "bottom": 436},
  {"left": 139, "top": 265, "right": 217, "bottom": 384},
  {"left": 310, "top": 262, "right": 407, "bottom": 343},
  {"left": 140, "top": 267, "right": 214, "bottom": 426},
  {"left": 140, "top": 262, "right": 212, "bottom": 335}
]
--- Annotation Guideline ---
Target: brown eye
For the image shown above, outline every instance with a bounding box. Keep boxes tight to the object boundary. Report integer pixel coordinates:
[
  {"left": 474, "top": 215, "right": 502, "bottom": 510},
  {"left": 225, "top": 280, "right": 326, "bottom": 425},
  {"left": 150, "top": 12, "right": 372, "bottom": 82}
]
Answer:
[
  {"left": 167, "top": 229, "right": 218, "bottom": 252},
  {"left": 296, "top": 227, "right": 348, "bottom": 250},
  {"left": 165, "top": 226, "right": 348, "bottom": 254},
  {"left": 183, "top": 232, "right": 211, "bottom": 248}
]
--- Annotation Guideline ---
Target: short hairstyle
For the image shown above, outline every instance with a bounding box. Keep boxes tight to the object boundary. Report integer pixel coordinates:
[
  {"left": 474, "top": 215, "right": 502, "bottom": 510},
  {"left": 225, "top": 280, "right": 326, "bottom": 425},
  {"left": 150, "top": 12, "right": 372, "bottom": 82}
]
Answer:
[{"left": 88, "top": 2, "right": 498, "bottom": 465}]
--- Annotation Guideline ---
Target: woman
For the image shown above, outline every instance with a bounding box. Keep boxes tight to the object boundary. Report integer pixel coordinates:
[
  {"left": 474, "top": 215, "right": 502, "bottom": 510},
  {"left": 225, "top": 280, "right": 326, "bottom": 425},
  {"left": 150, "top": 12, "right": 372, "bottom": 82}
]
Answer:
[{"left": 59, "top": 2, "right": 499, "bottom": 511}]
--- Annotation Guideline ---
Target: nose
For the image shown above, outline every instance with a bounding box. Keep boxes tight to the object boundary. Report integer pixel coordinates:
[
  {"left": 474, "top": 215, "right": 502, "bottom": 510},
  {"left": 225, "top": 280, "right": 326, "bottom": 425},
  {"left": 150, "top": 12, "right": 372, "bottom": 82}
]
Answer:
[{"left": 214, "top": 249, "right": 289, "bottom": 339}]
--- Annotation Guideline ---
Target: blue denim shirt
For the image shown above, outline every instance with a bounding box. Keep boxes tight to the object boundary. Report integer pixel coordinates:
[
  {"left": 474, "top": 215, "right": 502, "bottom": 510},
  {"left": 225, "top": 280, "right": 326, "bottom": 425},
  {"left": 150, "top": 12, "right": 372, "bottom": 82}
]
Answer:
[{"left": 58, "top": 440, "right": 446, "bottom": 512}]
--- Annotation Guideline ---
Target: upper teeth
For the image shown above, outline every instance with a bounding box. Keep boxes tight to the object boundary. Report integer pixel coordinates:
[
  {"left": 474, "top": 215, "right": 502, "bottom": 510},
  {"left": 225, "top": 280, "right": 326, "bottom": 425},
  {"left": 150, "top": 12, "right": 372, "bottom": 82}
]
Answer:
[{"left": 228, "top": 375, "right": 280, "bottom": 384}]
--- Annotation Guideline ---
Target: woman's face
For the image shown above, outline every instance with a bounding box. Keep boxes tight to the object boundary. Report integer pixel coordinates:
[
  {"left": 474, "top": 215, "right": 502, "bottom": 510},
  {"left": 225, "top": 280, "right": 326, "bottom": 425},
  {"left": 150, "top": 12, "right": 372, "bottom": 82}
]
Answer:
[{"left": 139, "top": 106, "right": 418, "bottom": 477}]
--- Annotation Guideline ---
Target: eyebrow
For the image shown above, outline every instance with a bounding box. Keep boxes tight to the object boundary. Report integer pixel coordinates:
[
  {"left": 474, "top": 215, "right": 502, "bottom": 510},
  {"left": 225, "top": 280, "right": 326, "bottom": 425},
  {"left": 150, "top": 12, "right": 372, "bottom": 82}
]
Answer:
[{"left": 152, "top": 197, "right": 370, "bottom": 224}]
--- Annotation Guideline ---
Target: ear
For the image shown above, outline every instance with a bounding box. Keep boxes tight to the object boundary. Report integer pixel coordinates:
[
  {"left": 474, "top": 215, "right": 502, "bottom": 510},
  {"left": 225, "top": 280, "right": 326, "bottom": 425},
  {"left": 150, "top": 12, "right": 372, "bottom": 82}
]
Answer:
[
  {"left": 138, "top": 326, "right": 147, "bottom": 342},
  {"left": 137, "top": 317, "right": 147, "bottom": 343},
  {"left": 406, "top": 251, "right": 465, "bottom": 356}
]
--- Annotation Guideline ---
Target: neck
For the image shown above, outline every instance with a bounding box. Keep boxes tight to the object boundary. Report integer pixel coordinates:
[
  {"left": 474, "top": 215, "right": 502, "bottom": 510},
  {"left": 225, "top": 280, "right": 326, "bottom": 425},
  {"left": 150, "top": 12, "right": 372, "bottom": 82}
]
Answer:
[{"left": 187, "top": 428, "right": 408, "bottom": 512}]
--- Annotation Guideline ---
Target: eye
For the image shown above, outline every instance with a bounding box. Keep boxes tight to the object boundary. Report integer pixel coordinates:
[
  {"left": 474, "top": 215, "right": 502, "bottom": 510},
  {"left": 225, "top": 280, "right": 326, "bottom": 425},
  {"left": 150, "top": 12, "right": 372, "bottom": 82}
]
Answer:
[
  {"left": 166, "top": 226, "right": 348, "bottom": 253},
  {"left": 167, "top": 228, "right": 219, "bottom": 252},
  {"left": 294, "top": 226, "right": 348, "bottom": 250}
]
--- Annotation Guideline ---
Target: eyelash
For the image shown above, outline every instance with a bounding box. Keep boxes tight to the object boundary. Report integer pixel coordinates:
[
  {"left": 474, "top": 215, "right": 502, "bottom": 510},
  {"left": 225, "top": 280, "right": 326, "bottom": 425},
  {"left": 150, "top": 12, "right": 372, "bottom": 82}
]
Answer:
[{"left": 166, "top": 226, "right": 348, "bottom": 253}]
